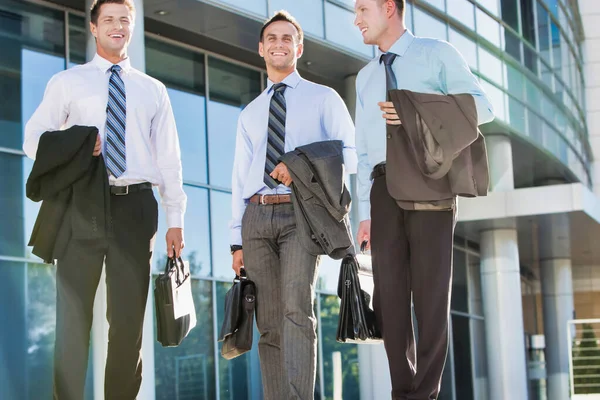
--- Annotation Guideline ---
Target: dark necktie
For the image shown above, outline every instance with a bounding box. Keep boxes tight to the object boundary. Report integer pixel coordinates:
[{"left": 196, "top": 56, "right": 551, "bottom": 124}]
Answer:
[
  {"left": 105, "top": 64, "right": 127, "bottom": 177},
  {"left": 264, "top": 82, "right": 287, "bottom": 189},
  {"left": 380, "top": 52, "right": 398, "bottom": 94}
]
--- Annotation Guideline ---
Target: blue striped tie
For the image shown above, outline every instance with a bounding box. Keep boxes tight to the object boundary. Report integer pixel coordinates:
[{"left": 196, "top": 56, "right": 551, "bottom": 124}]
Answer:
[
  {"left": 380, "top": 52, "right": 398, "bottom": 93},
  {"left": 264, "top": 83, "right": 287, "bottom": 189},
  {"left": 105, "top": 65, "right": 127, "bottom": 177}
]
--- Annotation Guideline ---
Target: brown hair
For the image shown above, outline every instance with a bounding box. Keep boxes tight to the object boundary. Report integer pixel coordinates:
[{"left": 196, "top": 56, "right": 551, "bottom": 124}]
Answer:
[
  {"left": 259, "top": 10, "right": 304, "bottom": 44},
  {"left": 90, "top": 0, "right": 135, "bottom": 25}
]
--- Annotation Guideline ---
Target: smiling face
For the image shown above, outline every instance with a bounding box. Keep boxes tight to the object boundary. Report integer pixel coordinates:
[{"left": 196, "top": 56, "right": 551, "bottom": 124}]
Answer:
[
  {"left": 354, "top": 0, "right": 391, "bottom": 46},
  {"left": 259, "top": 20, "right": 303, "bottom": 73},
  {"left": 90, "top": 3, "right": 133, "bottom": 60}
]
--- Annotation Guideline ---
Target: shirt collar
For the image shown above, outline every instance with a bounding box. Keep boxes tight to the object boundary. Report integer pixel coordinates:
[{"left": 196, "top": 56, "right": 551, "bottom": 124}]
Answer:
[
  {"left": 91, "top": 53, "right": 132, "bottom": 74},
  {"left": 266, "top": 70, "right": 301, "bottom": 92},
  {"left": 376, "top": 29, "right": 415, "bottom": 58}
]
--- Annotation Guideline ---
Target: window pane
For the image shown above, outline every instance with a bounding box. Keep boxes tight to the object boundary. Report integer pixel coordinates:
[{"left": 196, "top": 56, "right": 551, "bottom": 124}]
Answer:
[
  {"left": 501, "top": 0, "right": 520, "bottom": 31},
  {"left": 537, "top": 2, "right": 551, "bottom": 64},
  {"left": 449, "top": 28, "right": 477, "bottom": 70},
  {"left": 146, "top": 39, "right": 208, "bottom": 184},
  {"left": 503, "top": 29, "right": 522, "bottom": 61},
  {"left": 319, "top": 294, "right": 360, "bottom": 399},
  {"left": 210, "top": 191, "right": 233, "bottom": 279},
  {"left": 68, "top": 14, "right": 86, "bottom": 67},
  {"left": 477, "top": 0, "right": 500, "bottom": 16},
  {"left": 0, "top": 0, "right": 65, "bottom": 150},
  {"left": 324, "top": 3, "right": 374, "bottom": 58},
  {"left": 452, "top": 315, "right": 475, "bottom": 400},
  {"left": 153, "top": 186, "right": 211, "bottom": 277},
  {"left": 523, "top": 45, "right": 539, "bottom": 75},
  {"left": 154, "top": 279, "right": 215, "bottom": 399},
  {"left": 480, "top": 80, "right": 506, "bottom": 121},
  {"left": 452, "top": 249, "right": 468, "bottom": 312},
  {"left": 317, "top": 256, "right": 343, "bottom": 294},
  {"left": 406, "top": 1, "right": 414, "bottom": 32},
  {"left": 476, "top": 8, "right": 500, "bottom": 46},
  {"left": 208, "top": 57, "right": 261, "bottom": 189},
  {"left": 218, "top": 0, "right": 266, "bottom": 17},
  {"left": 413, "top": 8, "right": 447, "bottom": 40},
  {"left": 422, "top": 0, "right": 445, "bottom": 12},
  {"left": 477, "top": 47, "right": 503, "bottom": 85},
  {"left": 269, "top": 0, "right": 324, "bottom": 37},
  {"left": 216, "top": 282, "right": 252, "bottom": 400},
  {"left": 448, "top": 0, "right": 474, "bottom": 30}
]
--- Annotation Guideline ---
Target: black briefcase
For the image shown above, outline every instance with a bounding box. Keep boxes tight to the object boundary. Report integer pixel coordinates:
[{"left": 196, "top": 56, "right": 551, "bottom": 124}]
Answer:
[
  {"left": 336, "top": 242, "right": 382, "bottom": 344},
  {"left": 154, "top": 256, "right": 197, "bottom": 347},
  {"left": 218, "top": 270, "right": 256, "bottom": 360}
]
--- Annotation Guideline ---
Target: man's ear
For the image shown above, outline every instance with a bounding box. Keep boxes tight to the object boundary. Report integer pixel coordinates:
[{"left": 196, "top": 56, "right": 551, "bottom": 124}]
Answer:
[
  {"left": 296, "top": 42, "right": 304, "bottom": 59},
  {"left": 90, "top": 21, "right": 98, "bottom": 39},
  {"left": 386, "top": 0, "right": 396, "bottom": 18},
  {"left": 258, "top": 41, "right": 265, "bottom": 58}
]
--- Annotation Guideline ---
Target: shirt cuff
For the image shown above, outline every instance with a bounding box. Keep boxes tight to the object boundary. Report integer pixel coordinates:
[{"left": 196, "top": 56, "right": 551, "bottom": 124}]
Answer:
[
  {"left": 230, "top": 228, "right": 242, "bottom": 247},
  {"left": 358, "top": 200, "right": 371, "bottom": 222},
  {"left": 167, "top": 209, "right": 184, "bottom": 229}
]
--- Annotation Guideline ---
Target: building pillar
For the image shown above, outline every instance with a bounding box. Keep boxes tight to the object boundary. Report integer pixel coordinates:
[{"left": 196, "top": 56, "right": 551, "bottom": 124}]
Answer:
[
  {"left": 85, "top": 1, "right": 154, "bottom": 399},
  {"left": 538, "top": 213, "right": 573, "bottom": 400},
  {"left": 480, "top": 134, "right": 529, "bottom": 399}
]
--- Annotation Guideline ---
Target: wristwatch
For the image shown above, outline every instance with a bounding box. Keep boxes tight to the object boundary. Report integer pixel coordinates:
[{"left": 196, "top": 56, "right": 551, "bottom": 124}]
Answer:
[{"left": 230, "top": 245, "right": 243, "bottom": 255}]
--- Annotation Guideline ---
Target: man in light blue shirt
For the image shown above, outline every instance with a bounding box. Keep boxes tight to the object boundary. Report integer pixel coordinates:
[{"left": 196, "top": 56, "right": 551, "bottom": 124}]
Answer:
[
  {"left": 353, "top": 1, "right": 494, "bottom": 399},
  {"left": 229, "top": 11, "right": 356, "bottom": 400}
]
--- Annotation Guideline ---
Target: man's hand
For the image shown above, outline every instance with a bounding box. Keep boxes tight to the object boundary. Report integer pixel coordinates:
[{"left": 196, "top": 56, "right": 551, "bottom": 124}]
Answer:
[
  {"left": 357, "top": 220, "right": 372, "bottom": 251},
  {"left": 232, "top": 250, "right": 244, "bottom": 276},
  {"left": 270, "top": 162, "right": 293, "bottom": 186},
  {"left": 166, "top": 228, "right": 185, "bottom": 258},
  {"left": 378, "top": 101, "right": 402, "bottom": 125},
  {"left": 93, "top": 134, "right": 102, "bottom": 156}
]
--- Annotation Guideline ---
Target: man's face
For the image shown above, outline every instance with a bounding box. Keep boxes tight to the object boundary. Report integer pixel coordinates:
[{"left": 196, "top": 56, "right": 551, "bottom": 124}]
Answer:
[
  {"left": 259, "top": 21, "right": 303, "bottom": 71},
  {"left": 354, "top": 0, "right": 389, "bottom": 45},
  {"left": 90, "top": 3, "right": 134, "bottom": 56}
]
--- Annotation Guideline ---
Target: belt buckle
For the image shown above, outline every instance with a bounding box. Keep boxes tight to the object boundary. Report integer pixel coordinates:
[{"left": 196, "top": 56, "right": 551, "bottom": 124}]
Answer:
[
  {"left": 260, "top": 195, "right": 267, "bottom": 205},
  {"left": 115, "top": 185, "right": 129, "bottom": 196}
]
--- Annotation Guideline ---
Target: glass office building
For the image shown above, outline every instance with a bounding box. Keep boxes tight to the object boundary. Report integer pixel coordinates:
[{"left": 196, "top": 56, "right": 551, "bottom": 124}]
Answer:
[{"left": 1, "top": 0, "right": 598, "bottom": 399}]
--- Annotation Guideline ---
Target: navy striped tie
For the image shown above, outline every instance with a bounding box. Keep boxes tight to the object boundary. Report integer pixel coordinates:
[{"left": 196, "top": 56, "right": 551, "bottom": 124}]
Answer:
[
  {"left": 264, "top": 82, "right": 287, "bottom": 189},
  {"left": 105, "top": 65, "right": 127, "bottom": 177},
  {"left": 380, "top": 52, "right": 398, "bottom": 93}
]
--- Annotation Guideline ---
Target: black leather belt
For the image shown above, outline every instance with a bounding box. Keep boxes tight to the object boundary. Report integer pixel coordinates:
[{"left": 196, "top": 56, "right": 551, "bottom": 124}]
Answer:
[
  {"left": 370, "top": 163, "right": 386, "bottom": 180},
  {"left": 110, "top": 182, "right": 152, "bottom": 196}
]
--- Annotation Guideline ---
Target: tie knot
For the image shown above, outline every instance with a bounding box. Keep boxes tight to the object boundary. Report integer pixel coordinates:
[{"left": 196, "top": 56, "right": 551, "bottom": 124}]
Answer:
[
  {"left": 380, "top": 52, "right": 397, "bottom": 66},
  {"left": 273, "top": 83, "right": 287, "bottom": 93},
  {"left": 110, "top": 65, "right": 121, "bottom": 74}
]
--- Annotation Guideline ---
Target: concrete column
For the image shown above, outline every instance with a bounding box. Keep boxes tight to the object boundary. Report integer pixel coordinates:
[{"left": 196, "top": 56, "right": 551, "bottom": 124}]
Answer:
[
  {"left": 480, "top": 135, "right": 529, "bottom": 399},
  {"left": 85, "top": 1, "right": 154, "bottom": 399},
  {"left": 538, "top": 213, "right": 574, "bottom": 400},
  {"left": 579, "top": 1, "right": 600, "bottom": 196}
]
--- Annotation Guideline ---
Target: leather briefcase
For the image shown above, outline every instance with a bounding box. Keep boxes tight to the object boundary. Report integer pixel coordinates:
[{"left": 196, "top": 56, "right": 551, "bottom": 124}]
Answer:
[
  {"left": 336, "top": 242, "right": 382, "bottom": 344},
  {"left": 218, "top": 270, "right": 256, "bottom": 359},
  {"left": 154, "top": 255, "right": 197, "bottom": 347}
]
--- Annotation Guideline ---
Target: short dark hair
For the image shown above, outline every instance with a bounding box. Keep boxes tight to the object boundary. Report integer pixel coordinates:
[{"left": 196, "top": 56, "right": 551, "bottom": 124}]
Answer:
[
  {"left": 381, "top": 0, "right": 405, "bottom": 18},
  {"left": 259, "top": 10, "right": 304, "bottom": 44},
  {"left": 90, "top": 0, "right": 135, "bottom": 25}
]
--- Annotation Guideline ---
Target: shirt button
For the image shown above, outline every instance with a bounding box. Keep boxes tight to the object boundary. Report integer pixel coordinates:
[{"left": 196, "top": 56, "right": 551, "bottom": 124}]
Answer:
[{"left": 387, "top": 134, "right": 392, "bottom": 139}]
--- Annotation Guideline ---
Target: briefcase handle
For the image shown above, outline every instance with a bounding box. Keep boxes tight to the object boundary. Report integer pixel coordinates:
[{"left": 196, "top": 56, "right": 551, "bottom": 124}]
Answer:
[
  {"left": 233, "top": 268, "right": 248, "bottom": 283},
  {"left": 164, "top": 254, "right": 187, "bottom": 286},
  {"left": 360, "top": 241, "right": 369, "bottom": 254}
]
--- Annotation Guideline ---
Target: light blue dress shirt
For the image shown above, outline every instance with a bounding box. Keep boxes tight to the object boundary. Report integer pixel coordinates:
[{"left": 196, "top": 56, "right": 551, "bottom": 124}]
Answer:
[
  {"left": 230, "top": 70, "right": 358, "bottom": 245},
  {"left": 355, "top": 29, "right": 495, "bottom": 222}
]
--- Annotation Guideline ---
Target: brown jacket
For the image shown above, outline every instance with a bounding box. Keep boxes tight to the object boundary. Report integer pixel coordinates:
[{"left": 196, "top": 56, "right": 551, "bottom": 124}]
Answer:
[{"left": 385, "top": 89, "right": 489, "bottom": 202}]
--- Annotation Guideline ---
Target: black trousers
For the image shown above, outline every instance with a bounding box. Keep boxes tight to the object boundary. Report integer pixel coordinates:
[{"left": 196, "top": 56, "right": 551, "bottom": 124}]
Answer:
[
  {"left": 370, "top": 176, "right": 455, "bottom": 400},
  {"left": 53, "top": 189, "right": 158, "bottom": 400}
]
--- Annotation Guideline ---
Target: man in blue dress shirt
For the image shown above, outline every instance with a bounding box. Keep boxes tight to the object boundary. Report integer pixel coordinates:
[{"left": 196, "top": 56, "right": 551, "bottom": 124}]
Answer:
[
  {"left": 229, "top": 11, "right": 357, "bottom": 400},
  {"left": 353, "top": 1, "right": 494, "bottom": 399}
]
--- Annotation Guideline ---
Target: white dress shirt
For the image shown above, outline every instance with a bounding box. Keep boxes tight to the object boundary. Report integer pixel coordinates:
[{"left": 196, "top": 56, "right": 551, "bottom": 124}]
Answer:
[
  {"left": 23, "top": 54, "right": 187, "bottom": 229},
  {"left": 230, "top": 70, "right": 357, "bottom": 245}
]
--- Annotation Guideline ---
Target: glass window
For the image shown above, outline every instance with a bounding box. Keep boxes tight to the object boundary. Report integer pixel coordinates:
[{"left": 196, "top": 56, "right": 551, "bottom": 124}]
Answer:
[
  {"left": 551, "top": 21, "right": 561, "bottom": 73},
  {"left": 506, "top": 64, "right": 524, "bottom": 100},
  {"left": 477, "top": 47, "right": 503, "bottom": 85},
  {"left": 520, "top": 0, "right": 537, "bottom": 46},
  {"left": 537, "top": 3, "right": 551, "bottom": 64},
  {"left": 477, "top": 0, "right": 500, "bottom": 16},
  {"left": 501, "top": 0, "right": 520, "bottom": 31},
  {"left": 476, "top": 8, "right": 500, "bottom": 47},
  {"left": 480, "top": 80, "right": 506, "bottom": 121},
  {"left": 210, "top": 191, "right": 233, "bottom": 279},
  {"left": 452, "top": 315, "right": 475, "bottom": 400},
  {"left": 152, "top": 186, "right": 211, "bottom": 277},
  {"left": 218, "top": 0, "right": 267, "bottom": 17},
  {"left": 68, "top": 14, "right": 86, "bottom": 67},
  {"left": 503, "top": 29, "right": 521, "bottom": 61},
  {"left": 526, "top": 79, "right": 542, "bottom": 114},
  {"left": 422, "top": 0, "right": 445, "bottom": 12},
  {"left": 448, "top": 28, "right": 477, "bottom": 70},
  {"left": 439, "top": 334, "right": 455, "bottom": 399},
  {"left": 318, "top": 294, "right": 360, "bottom": 399},
  {"left": 154, "top": 279, "right": 215, "bottom": 400},
  {"left": 405, "top": 1, "right": 414, "bottom": 32},
  {"left": 452, "top": 249, "right": 468, "bottom": 313},
  {"left": 269, "top": 0, "right": 324, "bottom": 38},
  {"left": 0, "top": 0, "right": 65, "bottom": 151},
  {"left": 316, "top": 256, "right": 343, "bottom": 294},
  {"left": 523, "top": 45, "right": 539, "bottom": 75},
  {"left": 208, "top": 57, "right": 261, "bottom": 189},
  {"left": 324, "top": 2, "right": 374, "bottom": 58},
  {"left": 413, "top": 7, "right": 447, "bottom": 40},
  {"left": 448, "top": 0, "right": 474, "bottom": 30},
  {"left": 527, "top": 109, "right": 543, "bottom": 144},
  {"left": 508, "top": 96, "right": 527, "bottom": 134},
  {"left": 146, "top": 39, "right": 208, "bottom": 184}
]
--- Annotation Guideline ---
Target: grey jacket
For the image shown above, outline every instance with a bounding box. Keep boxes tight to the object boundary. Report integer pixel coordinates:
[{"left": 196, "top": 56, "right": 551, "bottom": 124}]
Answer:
[{"left": 280, "top": 140, "right": 354, "bottom": 259}]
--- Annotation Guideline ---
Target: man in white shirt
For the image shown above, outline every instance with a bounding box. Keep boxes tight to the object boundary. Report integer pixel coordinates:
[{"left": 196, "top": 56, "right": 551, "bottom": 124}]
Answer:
[{"left": 23, "top": 1, "right": 186, "bottom": 398}]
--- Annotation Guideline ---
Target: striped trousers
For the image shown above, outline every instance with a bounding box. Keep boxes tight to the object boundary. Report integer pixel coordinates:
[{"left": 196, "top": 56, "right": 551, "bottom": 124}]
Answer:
[{"left": 242, "top": 202, "right": 319, "bottom": 400}]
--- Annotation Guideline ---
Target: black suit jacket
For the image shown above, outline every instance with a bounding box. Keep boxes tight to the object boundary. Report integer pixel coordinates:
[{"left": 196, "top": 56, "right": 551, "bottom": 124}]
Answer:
[
  {"left": 26, "top": 125, "right": 111, "bottom": 263},
  {"left": 280, "top": 140, "right": 353, "bottom": 259}
]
